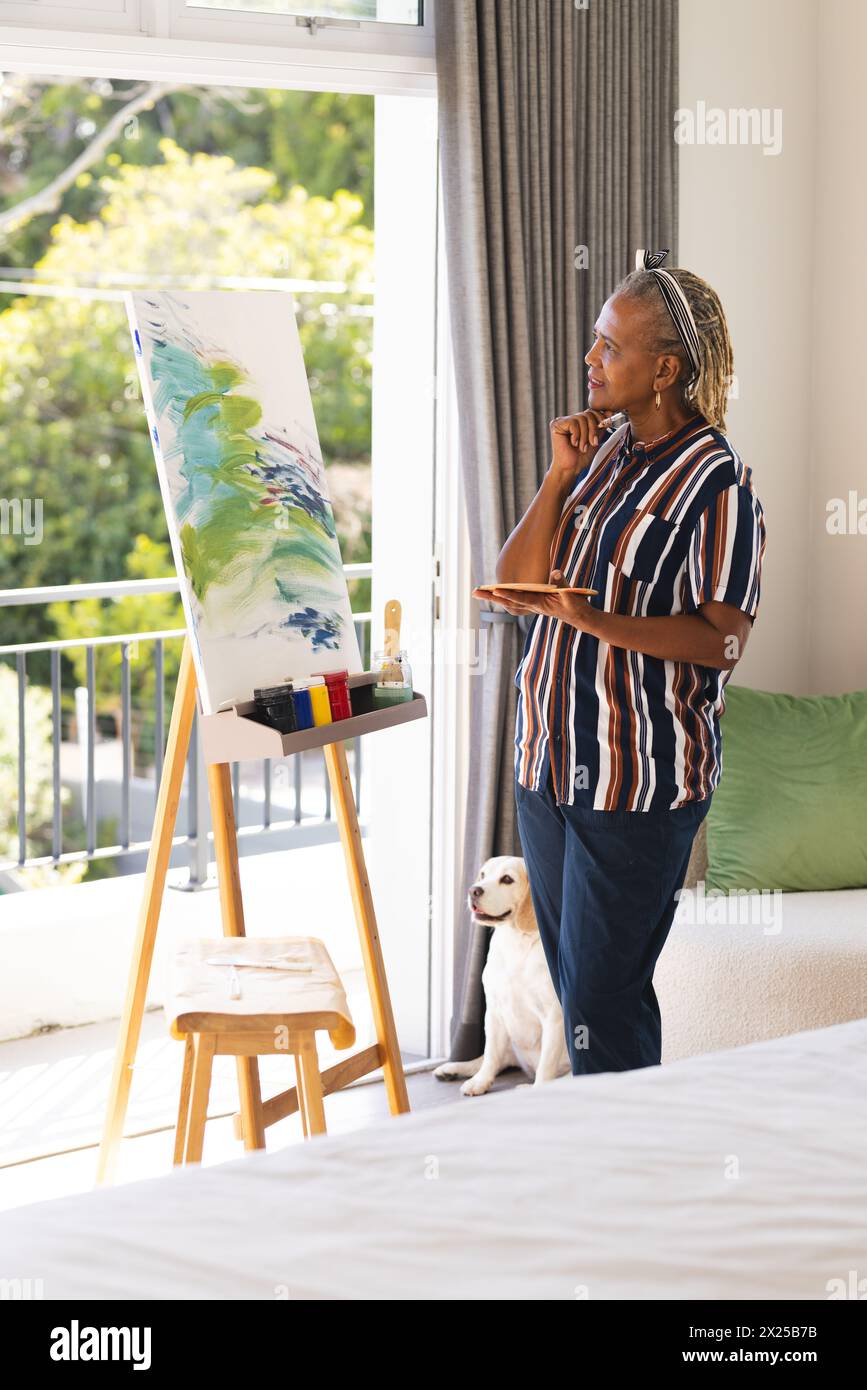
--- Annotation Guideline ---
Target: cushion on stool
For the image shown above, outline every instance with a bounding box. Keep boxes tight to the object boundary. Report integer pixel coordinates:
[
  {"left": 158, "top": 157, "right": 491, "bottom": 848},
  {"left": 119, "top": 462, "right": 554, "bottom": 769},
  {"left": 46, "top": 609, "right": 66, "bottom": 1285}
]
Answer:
[{"left": 165, "top": 936, "right": 355, "bottom": 1050}]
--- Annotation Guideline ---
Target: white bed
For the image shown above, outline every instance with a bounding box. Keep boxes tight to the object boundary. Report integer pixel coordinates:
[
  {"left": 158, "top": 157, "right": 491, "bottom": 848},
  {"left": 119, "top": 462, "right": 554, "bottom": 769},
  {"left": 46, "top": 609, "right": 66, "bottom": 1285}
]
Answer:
[{"left": 2, "top": 1019, "right": 866, "bottom": 1301}]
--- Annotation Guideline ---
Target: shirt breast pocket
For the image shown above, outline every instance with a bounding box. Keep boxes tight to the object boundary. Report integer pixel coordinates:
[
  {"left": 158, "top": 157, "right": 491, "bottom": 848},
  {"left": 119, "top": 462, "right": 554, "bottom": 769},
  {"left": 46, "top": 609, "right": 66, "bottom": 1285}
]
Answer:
[{"left": 610, "top": 509, "right": 681, "bottom": 584}]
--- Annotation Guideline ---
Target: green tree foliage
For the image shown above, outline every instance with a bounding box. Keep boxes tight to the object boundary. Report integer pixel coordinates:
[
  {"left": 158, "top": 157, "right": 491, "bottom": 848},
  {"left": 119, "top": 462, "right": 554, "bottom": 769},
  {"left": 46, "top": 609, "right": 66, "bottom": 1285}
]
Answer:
[
  {"left": 0, "top": 85, "right": 374, "bottom": 873},
  {"left": 0, "top": 79, "right": 373, "bottom": 282},
  {"left": 0, "top": 137, "right": 373, "bottom": 651}
]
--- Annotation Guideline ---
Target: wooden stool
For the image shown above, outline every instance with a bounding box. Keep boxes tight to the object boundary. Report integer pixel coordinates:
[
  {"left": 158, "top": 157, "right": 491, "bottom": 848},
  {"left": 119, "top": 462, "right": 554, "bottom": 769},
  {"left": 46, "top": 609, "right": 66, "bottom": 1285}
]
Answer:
[{"left": 166, "top": 936, "right": 355, "bottom": 1164}]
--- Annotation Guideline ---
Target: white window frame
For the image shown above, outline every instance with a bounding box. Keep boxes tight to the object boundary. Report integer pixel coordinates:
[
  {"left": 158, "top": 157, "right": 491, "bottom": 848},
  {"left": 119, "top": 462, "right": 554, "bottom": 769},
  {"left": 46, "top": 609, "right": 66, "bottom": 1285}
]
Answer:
[
  {"left": 165, "top": 0, "right": 432, "bottom": 52},
  {"left": 0, "top": 1, "right": 140, "bottom": 38},
  {"left": 0, "top": 1, "right": 436, "bottom": 93},
  {"left": 0, "top": 15, "right": 468, "bottom": 1061},
  {"left": 429, "top": 225, "right": 472, "bottom": 1063}
]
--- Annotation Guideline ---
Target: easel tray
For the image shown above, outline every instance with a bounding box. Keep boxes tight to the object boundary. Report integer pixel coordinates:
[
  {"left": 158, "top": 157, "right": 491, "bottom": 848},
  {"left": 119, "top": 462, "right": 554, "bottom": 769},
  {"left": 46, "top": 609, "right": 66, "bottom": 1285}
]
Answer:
[{"left": 198, "top": 670, "right": 427, "bottom": 765}]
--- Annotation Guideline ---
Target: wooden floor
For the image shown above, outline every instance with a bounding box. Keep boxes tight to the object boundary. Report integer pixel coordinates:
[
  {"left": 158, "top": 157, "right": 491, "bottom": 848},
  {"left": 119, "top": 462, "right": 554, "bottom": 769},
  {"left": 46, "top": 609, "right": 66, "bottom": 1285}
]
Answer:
[
  {"left": 344, "top": 1061, "right": 529, "bottom": 1121},
  {"left": 0, "top": 1011, "right": 527, "bottom": 1213}
]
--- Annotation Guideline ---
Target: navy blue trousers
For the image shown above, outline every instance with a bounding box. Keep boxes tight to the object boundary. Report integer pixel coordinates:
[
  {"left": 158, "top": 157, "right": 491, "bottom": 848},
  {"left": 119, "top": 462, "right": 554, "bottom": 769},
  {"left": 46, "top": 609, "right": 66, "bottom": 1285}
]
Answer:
[{"left": 515, "top": 753, "right": 710, "bottom": 1075}]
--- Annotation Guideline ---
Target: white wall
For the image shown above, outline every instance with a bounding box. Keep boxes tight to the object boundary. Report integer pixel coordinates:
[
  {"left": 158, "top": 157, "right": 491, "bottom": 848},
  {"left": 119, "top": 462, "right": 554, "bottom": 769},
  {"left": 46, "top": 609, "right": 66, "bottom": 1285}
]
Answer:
[
  {"left": 807, "top": 0, "right": 867, "bottom": 693},
  {"left": 679, "top": 0, "right": 821, "bottom": 695}
]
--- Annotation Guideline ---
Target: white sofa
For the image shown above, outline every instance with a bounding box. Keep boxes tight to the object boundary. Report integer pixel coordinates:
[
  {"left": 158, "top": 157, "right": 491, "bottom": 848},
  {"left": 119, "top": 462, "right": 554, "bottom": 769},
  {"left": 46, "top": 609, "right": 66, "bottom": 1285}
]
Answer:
[{"left": 656, "top": 825, "right": 867, "bottom": 1061}]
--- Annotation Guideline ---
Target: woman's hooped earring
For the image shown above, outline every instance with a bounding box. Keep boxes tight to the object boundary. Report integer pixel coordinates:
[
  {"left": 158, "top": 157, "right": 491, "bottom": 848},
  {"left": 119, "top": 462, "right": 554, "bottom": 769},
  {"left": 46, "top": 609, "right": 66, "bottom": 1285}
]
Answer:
[{"left": 654, "top": 390, "right": 661, "bottom": 410}]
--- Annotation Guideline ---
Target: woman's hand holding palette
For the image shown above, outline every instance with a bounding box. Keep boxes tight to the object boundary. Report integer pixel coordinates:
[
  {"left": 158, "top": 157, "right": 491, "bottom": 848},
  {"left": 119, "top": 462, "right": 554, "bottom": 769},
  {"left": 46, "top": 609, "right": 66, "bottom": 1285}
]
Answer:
[{"left": 471, "top": 578, "right": 601, "bottom": 634}]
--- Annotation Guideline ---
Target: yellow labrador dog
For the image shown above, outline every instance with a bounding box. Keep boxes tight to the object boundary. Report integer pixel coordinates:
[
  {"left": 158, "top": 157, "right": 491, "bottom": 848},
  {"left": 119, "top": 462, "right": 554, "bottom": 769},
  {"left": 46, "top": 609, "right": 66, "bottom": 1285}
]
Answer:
[{"left": 434, "top": 855, "right": 570, "bottom": 1095}]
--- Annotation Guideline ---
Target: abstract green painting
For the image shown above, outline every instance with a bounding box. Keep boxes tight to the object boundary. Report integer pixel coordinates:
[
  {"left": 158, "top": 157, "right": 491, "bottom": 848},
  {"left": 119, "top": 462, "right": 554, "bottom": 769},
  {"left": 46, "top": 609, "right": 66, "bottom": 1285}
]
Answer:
[{"left": 126, "top": 290, "right": 362, "bottom": 713}]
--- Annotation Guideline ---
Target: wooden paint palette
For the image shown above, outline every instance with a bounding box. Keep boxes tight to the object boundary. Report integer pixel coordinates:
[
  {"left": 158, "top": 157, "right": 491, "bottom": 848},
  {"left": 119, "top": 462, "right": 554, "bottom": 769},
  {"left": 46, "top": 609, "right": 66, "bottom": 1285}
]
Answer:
[{"left": 474, "top": 582, "right": 598, "bottom": 596}]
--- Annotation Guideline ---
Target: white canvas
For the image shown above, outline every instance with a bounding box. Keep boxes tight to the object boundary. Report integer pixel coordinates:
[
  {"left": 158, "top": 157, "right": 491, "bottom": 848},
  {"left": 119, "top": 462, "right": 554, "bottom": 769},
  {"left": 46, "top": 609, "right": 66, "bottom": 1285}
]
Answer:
[{"left": 125, "top": 289, "right": 363, "bottom": 714}]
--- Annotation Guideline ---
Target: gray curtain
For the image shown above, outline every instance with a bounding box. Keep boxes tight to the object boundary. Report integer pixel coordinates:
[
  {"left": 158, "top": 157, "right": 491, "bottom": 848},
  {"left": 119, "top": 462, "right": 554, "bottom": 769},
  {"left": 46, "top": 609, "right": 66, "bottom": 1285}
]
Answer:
[{"left": 435, "top": 0, "right": 679, "bottom": 1061}]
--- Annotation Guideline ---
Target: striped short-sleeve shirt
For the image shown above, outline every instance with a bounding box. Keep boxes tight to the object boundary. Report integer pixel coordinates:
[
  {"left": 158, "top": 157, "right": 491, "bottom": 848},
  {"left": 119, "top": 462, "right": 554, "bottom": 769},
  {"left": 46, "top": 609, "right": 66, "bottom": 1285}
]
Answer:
[{"left": 514, "top": 413, "right": 766, "bottom": 810}]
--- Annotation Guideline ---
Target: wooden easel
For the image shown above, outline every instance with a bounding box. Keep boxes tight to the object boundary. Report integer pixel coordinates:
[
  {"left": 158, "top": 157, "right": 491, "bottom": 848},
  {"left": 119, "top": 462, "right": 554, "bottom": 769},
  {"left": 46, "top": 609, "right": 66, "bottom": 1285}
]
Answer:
[{"left": 96, "top": 640, "right": 415, "bottom": 1186}]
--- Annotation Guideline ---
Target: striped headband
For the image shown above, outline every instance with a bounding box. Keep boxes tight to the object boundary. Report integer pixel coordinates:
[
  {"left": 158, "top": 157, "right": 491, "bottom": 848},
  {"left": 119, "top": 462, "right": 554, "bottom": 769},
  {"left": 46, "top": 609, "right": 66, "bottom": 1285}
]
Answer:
[{"left": 634, "top": 248, "right": 701, "bottom": 386}]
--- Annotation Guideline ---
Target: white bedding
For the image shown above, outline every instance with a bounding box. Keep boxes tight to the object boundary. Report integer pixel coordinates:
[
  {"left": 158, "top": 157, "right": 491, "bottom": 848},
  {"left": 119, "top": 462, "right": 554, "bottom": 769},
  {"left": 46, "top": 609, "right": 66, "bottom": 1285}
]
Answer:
[{"left": 2, "top": 1019, "right": 866, "bottom": 1301}]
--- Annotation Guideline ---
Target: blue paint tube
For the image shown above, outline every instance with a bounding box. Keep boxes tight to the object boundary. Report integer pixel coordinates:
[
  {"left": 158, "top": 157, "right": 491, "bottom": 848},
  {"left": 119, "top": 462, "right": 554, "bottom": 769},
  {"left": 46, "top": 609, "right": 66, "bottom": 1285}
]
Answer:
[{"left": 290, "top": 678, "right": 314, "bottom": 731}]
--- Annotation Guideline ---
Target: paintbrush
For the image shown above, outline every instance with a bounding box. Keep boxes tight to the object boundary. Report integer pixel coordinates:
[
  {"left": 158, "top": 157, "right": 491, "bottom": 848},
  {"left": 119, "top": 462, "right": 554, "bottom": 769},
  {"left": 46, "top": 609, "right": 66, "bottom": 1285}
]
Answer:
[{"left": 379, "top": 599, "right": 404, "bottom": 684}]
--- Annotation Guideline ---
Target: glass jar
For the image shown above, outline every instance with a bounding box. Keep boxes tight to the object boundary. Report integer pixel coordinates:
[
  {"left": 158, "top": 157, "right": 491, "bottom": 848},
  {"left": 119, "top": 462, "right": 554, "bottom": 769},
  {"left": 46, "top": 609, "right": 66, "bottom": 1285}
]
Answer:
[{"left": 371, "top": 648, "right": 413, "bottom": 706}]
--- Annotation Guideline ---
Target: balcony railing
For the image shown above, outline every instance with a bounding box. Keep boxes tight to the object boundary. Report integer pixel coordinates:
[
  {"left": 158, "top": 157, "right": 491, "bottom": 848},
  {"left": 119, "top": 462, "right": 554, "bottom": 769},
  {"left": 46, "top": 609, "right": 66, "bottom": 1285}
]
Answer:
[{"left": 0, "top": 569, "right": 372, "bottom": 886}]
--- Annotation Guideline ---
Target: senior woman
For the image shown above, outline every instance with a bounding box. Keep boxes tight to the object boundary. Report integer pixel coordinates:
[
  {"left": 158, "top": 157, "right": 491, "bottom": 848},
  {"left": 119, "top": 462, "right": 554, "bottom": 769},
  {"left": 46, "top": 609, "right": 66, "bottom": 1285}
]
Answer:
[{"left": 477, "top": 250, "right": 766, "bottom": 1077}]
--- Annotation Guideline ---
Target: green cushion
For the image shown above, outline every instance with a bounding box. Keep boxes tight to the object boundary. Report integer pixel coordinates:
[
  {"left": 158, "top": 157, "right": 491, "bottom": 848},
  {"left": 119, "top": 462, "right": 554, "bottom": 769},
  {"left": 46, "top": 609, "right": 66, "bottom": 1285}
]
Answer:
[{"left": 705, "top": 685, "right": 867, "bottom": 893}]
